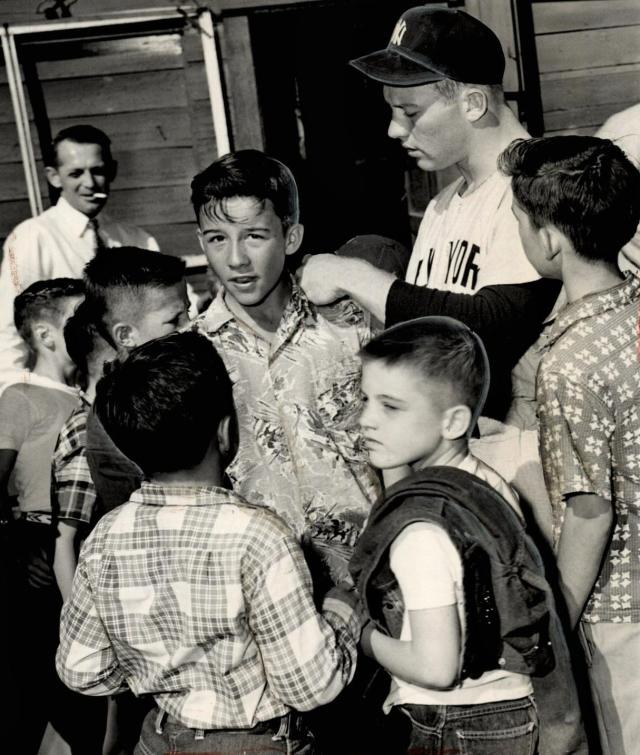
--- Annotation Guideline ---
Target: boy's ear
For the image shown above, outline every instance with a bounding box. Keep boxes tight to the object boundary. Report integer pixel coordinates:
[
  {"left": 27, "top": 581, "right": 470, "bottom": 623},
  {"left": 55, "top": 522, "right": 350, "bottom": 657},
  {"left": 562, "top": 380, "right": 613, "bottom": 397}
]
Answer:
[
  {"left": 111, "top": 322, "right": 137, "bottom": 350},
  {"left": 460, "top": 87, "right": 489, "bottom": 124},
  {"left": 45, "top": 166, "right": 62, "bottom": 190},
  {"left": 441, "top": 404, "right": 473, "bottom": 440},
  {"left": 284, "top": 223, "right": 304, "bottom": 257},
  {"left": 31, "top": 321, "right": 55, "bottom": 351},
  {"left": 217, "top": 414, "right": 238, "bottom": 465},
  {"left": 544, "top": 225, "right": 566, "bottom": 263}
]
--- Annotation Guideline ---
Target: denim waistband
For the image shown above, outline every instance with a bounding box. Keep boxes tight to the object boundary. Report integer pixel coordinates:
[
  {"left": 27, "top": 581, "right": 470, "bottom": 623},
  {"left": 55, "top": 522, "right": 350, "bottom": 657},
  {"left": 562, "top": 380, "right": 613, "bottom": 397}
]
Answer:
[{"left": 158, "top": 709, "right": 304, "bottom": 740}]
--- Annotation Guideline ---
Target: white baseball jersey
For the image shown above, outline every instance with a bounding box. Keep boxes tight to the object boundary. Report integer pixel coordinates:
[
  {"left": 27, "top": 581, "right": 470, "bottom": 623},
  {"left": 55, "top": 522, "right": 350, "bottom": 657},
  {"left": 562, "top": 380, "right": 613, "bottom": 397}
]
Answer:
[{"left": 406, "top": 171, "right": 539, "bottom": 293}]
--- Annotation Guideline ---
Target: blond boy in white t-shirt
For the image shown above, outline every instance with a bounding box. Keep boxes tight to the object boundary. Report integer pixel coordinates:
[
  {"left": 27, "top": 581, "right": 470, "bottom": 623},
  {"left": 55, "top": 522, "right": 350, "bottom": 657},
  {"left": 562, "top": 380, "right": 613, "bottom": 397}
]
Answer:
[{"left": 351, "top": 316, "right": 540, "bottom": 754}]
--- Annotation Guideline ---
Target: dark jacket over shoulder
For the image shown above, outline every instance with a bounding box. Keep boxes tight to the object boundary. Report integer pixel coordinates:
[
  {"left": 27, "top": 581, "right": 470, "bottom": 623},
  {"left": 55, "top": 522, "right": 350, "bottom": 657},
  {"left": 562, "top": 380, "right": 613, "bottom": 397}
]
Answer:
[
  {"left": 385, "top": 278, "right": 562, "bottom": 420},
  {"left": 350, "top": 466, "right": 555, "bottom": 681}
]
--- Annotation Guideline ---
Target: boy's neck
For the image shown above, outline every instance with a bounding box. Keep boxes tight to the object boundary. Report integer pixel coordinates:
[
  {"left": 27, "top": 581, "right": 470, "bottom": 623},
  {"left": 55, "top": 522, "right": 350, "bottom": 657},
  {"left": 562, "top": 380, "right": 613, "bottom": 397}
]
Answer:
[
  {"left": 563, "top": 258, "right": 625, "bottom": 304},
  {"left": 32, "top": 353, "right": 69, "bottom": 385},
  {"left": 152, "top": 456, "right": 225, "bottom": 489},
  {"left": 413, "top": 441, "right": 469, "bottom": 473},
  {"left": 225, "top": 276, "right": 291, "bottom": 341}
]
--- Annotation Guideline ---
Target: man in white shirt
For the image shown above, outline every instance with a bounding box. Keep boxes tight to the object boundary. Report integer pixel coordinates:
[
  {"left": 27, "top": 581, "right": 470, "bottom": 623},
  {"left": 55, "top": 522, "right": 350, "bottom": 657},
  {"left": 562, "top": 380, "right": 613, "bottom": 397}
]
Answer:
[
  {"left": 298, "top": 6, "right": 538, "bottom": 316},
  {"left": 0, "top": 124, "right": 158, "bottom": 370}
]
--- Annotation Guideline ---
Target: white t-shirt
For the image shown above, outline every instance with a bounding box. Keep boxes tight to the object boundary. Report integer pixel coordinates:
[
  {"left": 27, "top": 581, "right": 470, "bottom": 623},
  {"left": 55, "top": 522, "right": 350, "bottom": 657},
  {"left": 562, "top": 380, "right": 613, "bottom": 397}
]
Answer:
[
  {"left": 0, "top": 373, "right": 79, "bottom": 513},
  {"left": 0, "top": 197, "right": 158, "bottom": 371},
  {"left": 384, "top": 454, "right": 533, "bottom": 710},
  {"left": 405, "top": 171, "right": 539, "bottom": 293}
]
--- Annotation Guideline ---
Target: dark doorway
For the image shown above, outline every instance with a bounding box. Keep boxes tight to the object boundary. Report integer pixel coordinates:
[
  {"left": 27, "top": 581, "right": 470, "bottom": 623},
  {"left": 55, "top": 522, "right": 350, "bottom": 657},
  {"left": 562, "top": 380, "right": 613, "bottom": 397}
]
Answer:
[{"left": 249, "top": 1, "right": 416, "bottom": 258}]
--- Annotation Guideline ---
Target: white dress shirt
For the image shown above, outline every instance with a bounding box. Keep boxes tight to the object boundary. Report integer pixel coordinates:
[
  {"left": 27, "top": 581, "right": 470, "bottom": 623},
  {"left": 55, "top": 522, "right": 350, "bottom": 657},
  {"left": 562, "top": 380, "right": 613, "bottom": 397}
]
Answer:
[{"left": 0, "top": 197, "right": 158, "bottom": 370}]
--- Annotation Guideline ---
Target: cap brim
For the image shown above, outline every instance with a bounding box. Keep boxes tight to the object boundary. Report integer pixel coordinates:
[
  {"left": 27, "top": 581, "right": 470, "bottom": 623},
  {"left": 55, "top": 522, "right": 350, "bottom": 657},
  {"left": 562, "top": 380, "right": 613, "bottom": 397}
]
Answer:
[{"left": 349, "top": 48, "right": 443, "bottom": 87}]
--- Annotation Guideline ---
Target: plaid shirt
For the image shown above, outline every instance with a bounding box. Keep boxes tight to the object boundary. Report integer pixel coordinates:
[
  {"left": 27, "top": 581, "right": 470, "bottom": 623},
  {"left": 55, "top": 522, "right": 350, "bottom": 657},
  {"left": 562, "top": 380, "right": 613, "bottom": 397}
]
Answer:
[
  {"left": 52, "top": 395, "right": 100, "bottom": 526},
  {"left": 56, "top": 482, "right": 360, "bottom": 729},
  {"left": 192, "top": 279, "right": 381, "bottom": 541},
  {"left": 537, "top": 273, "right": 640, "bottom": 622}
]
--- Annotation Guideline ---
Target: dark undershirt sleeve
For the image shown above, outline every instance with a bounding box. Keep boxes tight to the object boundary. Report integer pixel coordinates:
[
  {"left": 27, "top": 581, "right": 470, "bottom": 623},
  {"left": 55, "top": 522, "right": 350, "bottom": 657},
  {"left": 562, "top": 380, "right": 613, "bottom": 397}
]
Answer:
[{"left": 385, "top": 277, "right": 563, "bottom": 338}]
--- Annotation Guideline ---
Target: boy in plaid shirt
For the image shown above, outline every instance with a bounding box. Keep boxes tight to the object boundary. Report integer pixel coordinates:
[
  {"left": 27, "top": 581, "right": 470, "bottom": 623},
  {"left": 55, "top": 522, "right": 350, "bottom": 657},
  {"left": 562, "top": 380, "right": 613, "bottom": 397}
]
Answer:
[{"left": 57, "top": 332, "right": 361, "bottom": 754}]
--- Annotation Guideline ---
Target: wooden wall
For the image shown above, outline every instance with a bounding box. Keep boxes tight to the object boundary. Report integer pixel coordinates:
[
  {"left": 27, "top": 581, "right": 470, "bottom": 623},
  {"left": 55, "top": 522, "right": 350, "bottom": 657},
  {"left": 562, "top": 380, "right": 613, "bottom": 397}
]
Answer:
[
  {"left": 0, "top": 27, "right": 217, "bottom": 259},
  {"left": 533, "top": 0, "right": 640, "bottom": 135}
]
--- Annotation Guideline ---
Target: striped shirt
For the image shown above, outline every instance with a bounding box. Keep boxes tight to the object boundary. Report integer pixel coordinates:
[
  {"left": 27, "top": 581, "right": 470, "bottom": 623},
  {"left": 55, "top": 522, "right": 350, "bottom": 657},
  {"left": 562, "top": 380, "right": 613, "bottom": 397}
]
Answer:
[{"left": 56, "top": 482, "right": 360, "bottom": 729}]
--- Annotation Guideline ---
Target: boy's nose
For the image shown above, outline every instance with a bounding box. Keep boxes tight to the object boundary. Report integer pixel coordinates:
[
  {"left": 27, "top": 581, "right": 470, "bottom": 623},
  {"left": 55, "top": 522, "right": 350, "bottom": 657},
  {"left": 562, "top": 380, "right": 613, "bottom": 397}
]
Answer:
[{"left": 228, "top": 241, "right": 250, "bottom": 267}]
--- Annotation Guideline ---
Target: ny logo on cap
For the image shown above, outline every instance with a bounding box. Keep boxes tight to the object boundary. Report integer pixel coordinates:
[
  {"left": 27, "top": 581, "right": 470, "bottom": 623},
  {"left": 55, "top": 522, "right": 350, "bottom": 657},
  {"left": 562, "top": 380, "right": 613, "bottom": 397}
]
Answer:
[{"left": 389, "top": 18, "right": 407, "bottom": 47}]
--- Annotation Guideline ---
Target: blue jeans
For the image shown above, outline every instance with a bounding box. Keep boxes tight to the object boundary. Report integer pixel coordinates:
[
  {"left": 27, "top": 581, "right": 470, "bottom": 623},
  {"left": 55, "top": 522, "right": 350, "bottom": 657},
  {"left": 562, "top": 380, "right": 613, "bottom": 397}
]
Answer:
[
  {"left": 396, "top": 696, "right": 538, "bottom": 755},
  {"left": 134, "top": 707, "right": 315, "bottom": 755}
]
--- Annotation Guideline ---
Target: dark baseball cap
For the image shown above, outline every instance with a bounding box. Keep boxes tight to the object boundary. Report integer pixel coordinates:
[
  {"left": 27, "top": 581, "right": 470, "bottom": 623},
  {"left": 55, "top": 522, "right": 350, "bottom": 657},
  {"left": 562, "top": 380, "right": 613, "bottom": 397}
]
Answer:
[{"left": 350, "top": 6, "right": 505, "bottom": 87}]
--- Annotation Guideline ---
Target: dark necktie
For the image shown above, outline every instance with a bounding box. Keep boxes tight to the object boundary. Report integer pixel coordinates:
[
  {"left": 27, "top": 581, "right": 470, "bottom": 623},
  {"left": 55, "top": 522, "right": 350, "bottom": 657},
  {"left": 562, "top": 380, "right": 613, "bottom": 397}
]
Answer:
[{"left": 87, "top": 217, "right": 107, "bottom": 251}]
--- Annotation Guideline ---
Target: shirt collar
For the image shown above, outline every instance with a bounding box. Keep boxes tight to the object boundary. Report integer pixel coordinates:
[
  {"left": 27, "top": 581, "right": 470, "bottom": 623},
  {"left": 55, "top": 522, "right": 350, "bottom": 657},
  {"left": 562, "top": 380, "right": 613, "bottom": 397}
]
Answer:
[
  {"left": 544, "top": 273, "right": 640, "bottom": 348},
  {"left": 197, "top": 275, "right": 317, "bottom": 337},
  {"left": 130, "top": 480, "right": 242, "bottom": 506},
  {"left": 55, "top": 196, "right": 109, "bottom": 237}
]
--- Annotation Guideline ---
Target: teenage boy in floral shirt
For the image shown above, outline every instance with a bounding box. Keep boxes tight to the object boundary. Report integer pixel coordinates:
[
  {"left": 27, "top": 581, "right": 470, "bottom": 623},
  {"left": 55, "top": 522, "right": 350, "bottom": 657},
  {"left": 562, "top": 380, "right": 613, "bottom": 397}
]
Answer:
[{"left": 191, "top": 151, "right": 381, "bottom": 576}]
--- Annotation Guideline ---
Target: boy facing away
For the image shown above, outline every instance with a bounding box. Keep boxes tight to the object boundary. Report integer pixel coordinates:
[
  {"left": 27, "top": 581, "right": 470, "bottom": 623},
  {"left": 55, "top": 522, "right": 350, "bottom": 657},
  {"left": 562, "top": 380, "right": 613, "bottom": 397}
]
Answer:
[
  {"left": 56, "top": 332, "right": 361, "bottom": 755},
  {"left": 501, "top": 135, "right": 640, "bottom": 755},
  {"left": 190, "top": 150, "right": 381, "bottom": 555},
  {"left": 350, "top": 318, "right": 556, "bottom": 754}
]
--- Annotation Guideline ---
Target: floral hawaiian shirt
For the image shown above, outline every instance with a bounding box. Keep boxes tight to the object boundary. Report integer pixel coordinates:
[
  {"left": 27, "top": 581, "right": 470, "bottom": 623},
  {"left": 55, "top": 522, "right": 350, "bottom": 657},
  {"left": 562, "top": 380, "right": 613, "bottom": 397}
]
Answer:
[
  {"left": 537, "top": 273, "right": 640, "bottom": 622},
  {"left": 192, "top": 279, "right": 381, "bottom": 547}
]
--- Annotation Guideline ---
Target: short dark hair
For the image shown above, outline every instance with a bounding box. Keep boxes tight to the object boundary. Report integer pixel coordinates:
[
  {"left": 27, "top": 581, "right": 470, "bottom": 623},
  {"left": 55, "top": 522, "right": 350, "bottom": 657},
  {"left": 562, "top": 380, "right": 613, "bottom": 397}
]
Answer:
[
  {"left": 83, "top": 247, "right": 186, "bottom": 342},
  {"left": 63, "top": 299, "right": 111, "bottom": 391},
  {"left": 14, "top": 278, "right": 84, "bottom": 353},
  {"left": 499, "top": 135, "right": 640, "bottom": 264},
  {"left": 94, "top": 332, "right": 234, "bottom": 475},
  {"left": 191, "top": 149, "right": 299, "bottom": 230},
  {"left": 46, "top": 124, "right": 113, "bottom": 167},
  {"left": 361, "top": 316, "right": 489, "bottom": 421}
]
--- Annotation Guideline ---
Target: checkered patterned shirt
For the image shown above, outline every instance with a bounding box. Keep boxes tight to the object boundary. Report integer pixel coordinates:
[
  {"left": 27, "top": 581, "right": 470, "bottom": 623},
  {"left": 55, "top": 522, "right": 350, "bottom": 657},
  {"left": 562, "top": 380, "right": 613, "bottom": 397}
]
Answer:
[
  {"left": 537, "top": 273, "right": 640, "bottom": 622},
  {"left": 52, "top": 397, "right": 100, "bottom": 526},
  {"left": 56, "top": 482, "right": 361, "bottom": 729}
]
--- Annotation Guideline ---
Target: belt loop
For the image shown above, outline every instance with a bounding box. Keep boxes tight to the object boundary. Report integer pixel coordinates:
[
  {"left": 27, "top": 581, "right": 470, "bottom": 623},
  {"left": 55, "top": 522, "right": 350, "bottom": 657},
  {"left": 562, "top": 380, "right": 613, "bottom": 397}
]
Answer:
[
  {"left": 272, "top": 713, "right": 291, "bottom": 741},
  {"left": 194, "top": 728, "right": 205, "bottom": 740},
  {"left": 155, "top": 708, "right": 167, "bottom": 734}
]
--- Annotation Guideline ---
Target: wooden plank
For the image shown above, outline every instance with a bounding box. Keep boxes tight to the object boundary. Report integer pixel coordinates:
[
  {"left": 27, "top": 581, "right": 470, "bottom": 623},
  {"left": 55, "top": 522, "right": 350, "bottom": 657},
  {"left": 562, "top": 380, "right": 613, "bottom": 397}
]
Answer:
[
  {"left": 106, "top": 185, "right": 194, "bottom": 225},
  {"left": 537, "top": 26, "right": 640, "bottom": 73},
  {"left": 533, "top": 1, "right": 640, "bottom": 35},
  {"left": 115, "top": 147, "right": 197, "bottom": 190},
  {"left": 144, "top": 222, "right": 200, "bottom": 256},
  {"left": 544, "top": 101, "right": 638, "bottom": 132},
  {"left": 541, "top": 63, "right": 640, "bottom": 111},
  {"left": 32, "top": 34, "right": 183, "bottom": 79},
  {"left": 48, "top": 108, "right": 194, "bottom": 151},
  {"left": 40, "top": 68, "right": 188, "bottom": 118},
  {"left": 219, "top": 15, "right": 265, "bottom": 151}
]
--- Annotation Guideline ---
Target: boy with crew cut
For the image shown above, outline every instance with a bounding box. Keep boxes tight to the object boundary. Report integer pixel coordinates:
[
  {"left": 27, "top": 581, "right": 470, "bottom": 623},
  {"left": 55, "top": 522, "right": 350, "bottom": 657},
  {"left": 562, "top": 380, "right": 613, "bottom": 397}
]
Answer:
[
  {"left": 81, "top": 245, "right": 190, "bottom": 512},
  {"left": 501, "top": 135, "right": 640, "bottom": 755},
  {"left": 0, "top": 278, "right": 107, "bottom": 755},
  {"left": 350, "top": 317, "right": 561, "bottom": 755},
  {"left": 190, "top": 150, "right": 381, "bottom": 564},
  {"left": 57, "top": 332, "right": 361, "bottom": 755}
]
